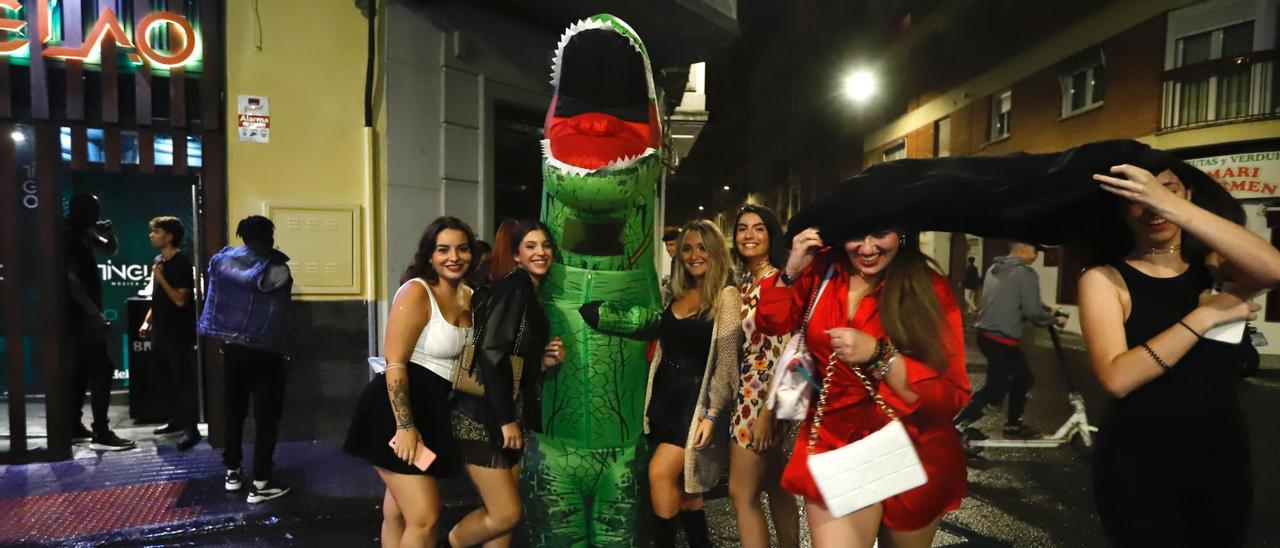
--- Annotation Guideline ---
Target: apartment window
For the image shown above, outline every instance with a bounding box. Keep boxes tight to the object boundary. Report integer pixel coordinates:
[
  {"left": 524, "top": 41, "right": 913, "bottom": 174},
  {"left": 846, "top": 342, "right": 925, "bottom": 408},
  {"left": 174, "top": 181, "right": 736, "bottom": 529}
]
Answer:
[
  {"left": 883, "top": 140, "right": 906, "bottom": 162},
  {"left": 934, "top": 117, "right": 951, "bottom": 157},
  {"left": 1061, "top": 63, "right": 1105, "bottom": 116},
  {"left": 1165, "top": 20, "right": 1262, "bottom": 127},
  {"left": 990, "top": 89, "right": 1011, "bottom": 141}
]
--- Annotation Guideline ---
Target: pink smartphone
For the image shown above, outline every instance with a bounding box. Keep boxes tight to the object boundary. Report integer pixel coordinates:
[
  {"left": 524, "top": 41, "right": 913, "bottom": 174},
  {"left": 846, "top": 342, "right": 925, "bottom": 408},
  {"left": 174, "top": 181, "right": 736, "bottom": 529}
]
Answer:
[{"left": 388, "top": 438, "right": 437, "bottom": 472}]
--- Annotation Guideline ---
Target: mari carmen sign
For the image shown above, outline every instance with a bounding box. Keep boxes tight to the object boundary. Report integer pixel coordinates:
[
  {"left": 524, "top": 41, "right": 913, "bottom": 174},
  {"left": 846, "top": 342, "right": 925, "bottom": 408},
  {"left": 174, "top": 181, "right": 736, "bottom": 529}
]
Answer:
[{"left": 1186, "top": 151, "right": 1280, "bottom": 200}]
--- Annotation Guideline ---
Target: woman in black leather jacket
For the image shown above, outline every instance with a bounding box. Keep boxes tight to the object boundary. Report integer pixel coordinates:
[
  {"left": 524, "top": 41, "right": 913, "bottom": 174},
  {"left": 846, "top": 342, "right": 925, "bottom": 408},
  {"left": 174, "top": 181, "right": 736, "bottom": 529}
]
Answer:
[{"left": 448, "top": 219, "right": 564, "bottom": 547}]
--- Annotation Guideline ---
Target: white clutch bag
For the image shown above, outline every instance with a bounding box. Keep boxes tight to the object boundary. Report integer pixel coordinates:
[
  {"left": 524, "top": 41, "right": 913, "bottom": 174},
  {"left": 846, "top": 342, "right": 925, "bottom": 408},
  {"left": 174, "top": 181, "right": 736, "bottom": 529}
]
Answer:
[{"left": 806, "top": 354, "right": 927, "bottom": 518}]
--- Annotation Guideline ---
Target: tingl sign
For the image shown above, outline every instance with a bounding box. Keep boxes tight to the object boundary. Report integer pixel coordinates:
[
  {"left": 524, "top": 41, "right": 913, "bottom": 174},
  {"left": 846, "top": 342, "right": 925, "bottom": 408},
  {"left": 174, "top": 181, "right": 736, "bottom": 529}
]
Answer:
[{"left": 0, "top": 0, "right": 199, "bottom": 70}]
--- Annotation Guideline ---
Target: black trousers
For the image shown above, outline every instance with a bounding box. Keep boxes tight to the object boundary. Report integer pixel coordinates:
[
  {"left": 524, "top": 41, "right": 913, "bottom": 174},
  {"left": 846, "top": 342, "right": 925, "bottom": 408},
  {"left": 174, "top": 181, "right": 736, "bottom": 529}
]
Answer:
[
  {"left": 221, "top": 343, "right": 289, "bottom": 480},
  {"left": 153, "top": 333, "right": 199, "bottom": 435},
  {"left": 68, "top": 336, "right": 114, "bottom": 433},
  {"left": 955, "top": 335, "right": 1033, "bottom": 425}
]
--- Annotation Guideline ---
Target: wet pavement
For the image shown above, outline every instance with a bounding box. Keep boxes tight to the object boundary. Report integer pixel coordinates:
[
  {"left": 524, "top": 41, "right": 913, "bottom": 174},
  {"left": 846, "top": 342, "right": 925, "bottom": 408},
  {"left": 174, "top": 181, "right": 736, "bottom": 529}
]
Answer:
[{"left": 3, "top": 329, "right": 1279, "bottom": 546}]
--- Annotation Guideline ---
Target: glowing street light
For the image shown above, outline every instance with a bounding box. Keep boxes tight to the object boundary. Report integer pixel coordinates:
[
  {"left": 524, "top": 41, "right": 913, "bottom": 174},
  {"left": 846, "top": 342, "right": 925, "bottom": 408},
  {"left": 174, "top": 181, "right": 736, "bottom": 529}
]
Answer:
[
  {"left": 722, "top": 185, "right": 730, "bottom": 191},
  {"left": 844, "top": 71, "right": 876, "bottom": 103},
  {"left": 698, "top": 205, "right": 705, "bottom": 211},
  {"left": 10, "top": 131, "right": 24, "bottom": 142}
]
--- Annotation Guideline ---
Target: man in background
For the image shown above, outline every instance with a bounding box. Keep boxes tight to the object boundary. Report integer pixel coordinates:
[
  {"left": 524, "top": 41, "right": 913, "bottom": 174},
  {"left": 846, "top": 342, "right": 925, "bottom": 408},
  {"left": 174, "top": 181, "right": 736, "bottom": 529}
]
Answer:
[
  {"left": 139, "top": 216, "right": 201, "bottom": 451},
  {"left": 954, "top": 242, "right": 1065, "bottom": 439},
  {"left": 63, "top": 194, "right": 136, "bottom": 451},
  {"left": 198, "top": 215, "right": 294, "bottom": 503},
  {"left": 962, "top": 256, "right": 982, "bottom": 312}
]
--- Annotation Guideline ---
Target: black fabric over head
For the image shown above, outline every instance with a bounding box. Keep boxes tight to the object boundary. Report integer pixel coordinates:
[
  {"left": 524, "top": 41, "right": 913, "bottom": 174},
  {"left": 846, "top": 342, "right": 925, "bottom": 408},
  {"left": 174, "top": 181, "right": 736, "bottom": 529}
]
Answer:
[{"left": 786, "top": 139, "right": 1154, "bottom": 246}]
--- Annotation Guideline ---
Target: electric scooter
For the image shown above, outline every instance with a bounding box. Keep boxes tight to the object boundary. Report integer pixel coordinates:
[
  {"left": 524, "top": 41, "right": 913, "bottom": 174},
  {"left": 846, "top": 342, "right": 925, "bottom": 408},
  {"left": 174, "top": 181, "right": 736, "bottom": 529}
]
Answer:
[{"left": 962, "top": 319, "right": 1097, "bottom": 453}]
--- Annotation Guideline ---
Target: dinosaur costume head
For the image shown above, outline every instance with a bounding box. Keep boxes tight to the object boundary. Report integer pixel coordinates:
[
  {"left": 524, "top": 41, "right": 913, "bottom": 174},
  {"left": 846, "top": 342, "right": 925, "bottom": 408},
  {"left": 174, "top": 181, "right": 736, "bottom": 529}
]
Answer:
[{"left": 542, "top": 15, "right": 663, "bottom": 263}]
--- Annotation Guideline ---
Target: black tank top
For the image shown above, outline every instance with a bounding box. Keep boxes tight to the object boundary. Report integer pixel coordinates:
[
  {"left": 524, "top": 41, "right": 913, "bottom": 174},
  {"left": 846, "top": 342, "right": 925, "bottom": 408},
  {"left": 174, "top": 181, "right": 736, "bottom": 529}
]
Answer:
[
  {"left": 659, "top": 306, "right": 713, "bottom": 372},
  {"left": 1105, "top": 261, "right": 1244, "bottom": 448}
]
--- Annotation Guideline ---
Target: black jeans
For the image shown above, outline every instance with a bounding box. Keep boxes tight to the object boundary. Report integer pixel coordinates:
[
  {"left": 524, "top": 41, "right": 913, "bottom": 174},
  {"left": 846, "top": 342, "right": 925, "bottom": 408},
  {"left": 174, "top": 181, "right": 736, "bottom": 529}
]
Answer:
[
  {"left": 153, "top": 333, "right": 199, "bottom": 435},
  {"left": 955, "top": 334, "right": 1033, "bottom": 425},
  {"left": 68, "top": 336, "right": 114, "bottom": 433},
  {"left": 221, "top": 343, "right": 289, "bottom": 480}
]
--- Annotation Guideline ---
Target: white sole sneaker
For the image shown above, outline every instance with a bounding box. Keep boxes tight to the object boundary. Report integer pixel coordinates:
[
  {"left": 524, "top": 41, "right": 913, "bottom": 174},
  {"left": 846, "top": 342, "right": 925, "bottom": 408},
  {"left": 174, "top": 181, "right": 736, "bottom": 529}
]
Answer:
[{"left": 247, "top": 484, "right": 291, "bottom": 504}]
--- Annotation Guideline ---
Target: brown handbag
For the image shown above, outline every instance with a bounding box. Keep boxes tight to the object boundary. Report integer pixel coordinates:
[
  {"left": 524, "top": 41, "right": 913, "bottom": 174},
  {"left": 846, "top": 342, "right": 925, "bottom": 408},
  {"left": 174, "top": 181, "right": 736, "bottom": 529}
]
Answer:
[{"left": 452, "top": 307, "right": 525, "bottom": 399}]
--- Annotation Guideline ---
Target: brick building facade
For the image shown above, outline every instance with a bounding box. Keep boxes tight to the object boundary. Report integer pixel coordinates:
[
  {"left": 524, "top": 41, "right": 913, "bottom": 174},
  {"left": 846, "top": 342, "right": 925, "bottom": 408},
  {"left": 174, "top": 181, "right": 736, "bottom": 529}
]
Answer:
[{"left": 864, "top": 0, "right": 1280, "bottom": 351}]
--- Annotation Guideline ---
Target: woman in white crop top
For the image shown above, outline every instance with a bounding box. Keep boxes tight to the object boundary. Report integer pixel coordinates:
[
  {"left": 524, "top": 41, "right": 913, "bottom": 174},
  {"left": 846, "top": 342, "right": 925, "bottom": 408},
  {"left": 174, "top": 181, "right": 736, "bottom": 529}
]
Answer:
[{"left": 344, "top": 216, "right": 476, "bottom": 547}]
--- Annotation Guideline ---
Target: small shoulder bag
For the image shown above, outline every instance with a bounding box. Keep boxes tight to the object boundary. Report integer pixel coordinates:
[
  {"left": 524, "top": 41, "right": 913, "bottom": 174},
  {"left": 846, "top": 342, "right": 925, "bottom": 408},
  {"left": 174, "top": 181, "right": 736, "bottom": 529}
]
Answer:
[
  {"left": 765, "top": 264, "right": 836, "bottom": 421},
  {"left": 452, "top": 306, "right": 526, "bottom": 400},
  {"left": 806, "top": 352, "right": 928, "bottom": 518}
]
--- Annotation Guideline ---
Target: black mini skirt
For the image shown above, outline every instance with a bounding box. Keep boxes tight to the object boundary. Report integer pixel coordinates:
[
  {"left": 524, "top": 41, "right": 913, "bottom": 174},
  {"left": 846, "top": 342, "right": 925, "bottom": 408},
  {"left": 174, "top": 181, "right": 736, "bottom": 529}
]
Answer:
[{"left": 343, "top": 363, "right": 461, "bottom": 477}]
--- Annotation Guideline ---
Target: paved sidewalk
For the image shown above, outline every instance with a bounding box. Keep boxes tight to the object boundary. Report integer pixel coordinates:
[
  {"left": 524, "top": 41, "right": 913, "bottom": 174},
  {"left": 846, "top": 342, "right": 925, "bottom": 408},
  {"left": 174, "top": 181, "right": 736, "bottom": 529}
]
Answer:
[{"left": 0, "top": 436, "right": 479, "bottom": 546}]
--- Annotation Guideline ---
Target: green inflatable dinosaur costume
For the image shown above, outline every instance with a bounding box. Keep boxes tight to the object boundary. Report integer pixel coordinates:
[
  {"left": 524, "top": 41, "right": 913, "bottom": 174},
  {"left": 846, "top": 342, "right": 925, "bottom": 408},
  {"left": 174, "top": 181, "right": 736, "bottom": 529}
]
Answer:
[{"left": 519, "top": 14, "right": 663, "bottom": 547}]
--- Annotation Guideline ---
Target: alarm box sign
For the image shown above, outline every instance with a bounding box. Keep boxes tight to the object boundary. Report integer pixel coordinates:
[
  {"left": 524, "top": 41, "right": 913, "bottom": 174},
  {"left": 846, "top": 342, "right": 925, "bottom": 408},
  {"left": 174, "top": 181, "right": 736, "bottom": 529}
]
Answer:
[
  {"left": 237, "top": 95, "right": 270, "bottom": 143},
  {"left": 1186, "top": 151, "right": 1280, "bottom": 199}
]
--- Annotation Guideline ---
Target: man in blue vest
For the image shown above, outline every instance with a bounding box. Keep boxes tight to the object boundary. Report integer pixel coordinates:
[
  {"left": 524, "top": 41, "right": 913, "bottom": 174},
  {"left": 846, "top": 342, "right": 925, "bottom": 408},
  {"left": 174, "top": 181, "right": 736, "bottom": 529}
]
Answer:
[{"left": 198, "top": 215, "right": 293, "bottom": 503}]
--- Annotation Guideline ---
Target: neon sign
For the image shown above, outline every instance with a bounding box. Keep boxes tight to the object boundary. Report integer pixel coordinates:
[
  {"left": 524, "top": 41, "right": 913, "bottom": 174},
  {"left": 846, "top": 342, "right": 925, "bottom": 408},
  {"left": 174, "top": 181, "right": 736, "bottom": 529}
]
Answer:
[{"left": 0, "top": 0, "right": 200, "bottom": 71}]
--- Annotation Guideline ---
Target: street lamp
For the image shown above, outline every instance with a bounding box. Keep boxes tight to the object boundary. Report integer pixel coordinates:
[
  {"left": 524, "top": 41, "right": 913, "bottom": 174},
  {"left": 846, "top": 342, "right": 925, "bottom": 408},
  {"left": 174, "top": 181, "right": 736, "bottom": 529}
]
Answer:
[
  {"left": 698, "top": 205, "right": 705, "bottom": 211},
  {"left": 10, "top": 131, "right": 23, "bottom": 142},
  {"left": 844, "top": 71, "right": 876, "bottom": 103},
  {"left": 722, "top": 185, "right": 730, "bottom": 191}
]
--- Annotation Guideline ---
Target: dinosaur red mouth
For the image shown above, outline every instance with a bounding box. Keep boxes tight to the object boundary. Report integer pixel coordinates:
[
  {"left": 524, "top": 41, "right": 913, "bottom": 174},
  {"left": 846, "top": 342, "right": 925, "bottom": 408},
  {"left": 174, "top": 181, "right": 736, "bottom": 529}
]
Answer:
[{"left": 545, "top": 110, "right": 656, "bottom": 170}]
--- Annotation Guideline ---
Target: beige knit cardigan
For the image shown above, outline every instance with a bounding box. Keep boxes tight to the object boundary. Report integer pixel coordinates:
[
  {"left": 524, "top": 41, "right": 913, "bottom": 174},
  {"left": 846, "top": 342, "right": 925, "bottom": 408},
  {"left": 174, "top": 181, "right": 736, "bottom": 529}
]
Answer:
[{"left": 642, "top": 285, "right": 743, "bottom": 494}]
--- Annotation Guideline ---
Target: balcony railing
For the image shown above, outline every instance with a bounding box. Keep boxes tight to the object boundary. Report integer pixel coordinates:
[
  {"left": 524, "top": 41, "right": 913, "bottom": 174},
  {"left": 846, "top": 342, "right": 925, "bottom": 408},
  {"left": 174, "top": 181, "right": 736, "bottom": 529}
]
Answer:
[{"left": 1161, "top": 50, "right": 1278, "bottom": 131}]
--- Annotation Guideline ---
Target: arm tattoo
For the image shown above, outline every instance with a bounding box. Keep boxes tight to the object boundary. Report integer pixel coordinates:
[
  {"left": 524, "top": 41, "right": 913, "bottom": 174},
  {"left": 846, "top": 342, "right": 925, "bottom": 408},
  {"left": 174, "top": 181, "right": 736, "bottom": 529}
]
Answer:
[{"left": 387, "top": 377, "right": 412, "bottom": 425}]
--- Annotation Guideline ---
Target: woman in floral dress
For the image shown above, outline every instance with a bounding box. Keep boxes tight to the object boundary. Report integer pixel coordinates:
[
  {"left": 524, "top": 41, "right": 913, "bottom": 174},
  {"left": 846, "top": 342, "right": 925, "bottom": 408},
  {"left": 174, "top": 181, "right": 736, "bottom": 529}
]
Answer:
[{"left": 727, "top": 205, "right": 800, "bottom": 548}]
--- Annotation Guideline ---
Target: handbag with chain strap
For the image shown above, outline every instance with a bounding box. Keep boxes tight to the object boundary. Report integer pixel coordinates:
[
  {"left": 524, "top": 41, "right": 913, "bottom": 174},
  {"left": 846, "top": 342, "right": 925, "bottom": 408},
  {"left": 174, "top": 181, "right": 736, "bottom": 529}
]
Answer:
[
  {"left": 452, "top": 305, "right": 526, "bottom": 399},
  {"left": 765, "top": 264, "right": 836, "bottom": 421},
  {"left": 806, "top": 352, "right": 928, "bottom": 518}
]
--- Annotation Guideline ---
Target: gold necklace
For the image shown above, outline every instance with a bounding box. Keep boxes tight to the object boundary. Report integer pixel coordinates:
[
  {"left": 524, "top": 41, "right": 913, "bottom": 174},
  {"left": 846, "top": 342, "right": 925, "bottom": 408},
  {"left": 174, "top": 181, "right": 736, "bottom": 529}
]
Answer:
[
  {"left": 1145, "top": 244, "right": 1182, "bottom": 255},
  {"left": 750, "top": 261, "right": 776, "bottom": 283}
]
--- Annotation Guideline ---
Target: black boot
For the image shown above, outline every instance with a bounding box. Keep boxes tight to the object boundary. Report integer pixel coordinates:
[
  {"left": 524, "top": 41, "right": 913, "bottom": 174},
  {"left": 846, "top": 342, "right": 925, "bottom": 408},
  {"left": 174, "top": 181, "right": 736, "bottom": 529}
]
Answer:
[
  {"left": 679, "top": 509, "right": 712, "bottom": 548},
  {"left": 653, "top": 516, "right": 677, "bottom": 547}
]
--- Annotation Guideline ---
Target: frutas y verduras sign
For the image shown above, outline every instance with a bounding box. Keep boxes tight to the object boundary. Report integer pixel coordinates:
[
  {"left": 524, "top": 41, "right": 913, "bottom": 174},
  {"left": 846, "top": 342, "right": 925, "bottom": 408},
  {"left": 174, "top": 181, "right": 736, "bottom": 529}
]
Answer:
[
  {"left": 1187, "top": 151, "right": 1280, "bottom": 200},
  {"left": 0, "top": 0, "right": 199, "bottom": 71}
]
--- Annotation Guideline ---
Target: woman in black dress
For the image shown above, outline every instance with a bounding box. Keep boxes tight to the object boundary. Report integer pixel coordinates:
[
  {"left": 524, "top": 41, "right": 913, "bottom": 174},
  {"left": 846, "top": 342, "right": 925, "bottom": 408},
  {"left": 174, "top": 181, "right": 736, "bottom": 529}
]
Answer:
[
  {"left": 644, "top": 219, "right": 742, "bottom": 548},
  {"left": 448, "top": 219, "right": 565, "bottom": 547},
  {"left": 1079, "top": 152, "right": 1280, "bottom": 547},
  {"left": 343, "top": 217, "right": 475, "bottom": 547}
]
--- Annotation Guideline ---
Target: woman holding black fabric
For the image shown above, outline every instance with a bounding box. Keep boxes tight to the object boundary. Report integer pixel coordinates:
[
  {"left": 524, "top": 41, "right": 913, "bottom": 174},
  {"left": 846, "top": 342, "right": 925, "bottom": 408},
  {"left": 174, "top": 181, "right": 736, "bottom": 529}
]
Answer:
[
  {"left": 1080, "top": 153, "right": 1280, "bottom": 547},
  {"left": 448, "top": 219, "right": 564, "bottom": 548}
]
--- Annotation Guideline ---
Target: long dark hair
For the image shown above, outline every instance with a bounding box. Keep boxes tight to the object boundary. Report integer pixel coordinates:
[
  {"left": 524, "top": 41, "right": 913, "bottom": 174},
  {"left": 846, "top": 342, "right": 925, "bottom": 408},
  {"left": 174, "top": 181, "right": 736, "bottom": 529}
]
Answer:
[
  {"left": 1080, "top": 149, "right": 1243, "bottom": 267},
  {"left": 732, "top": 204, "right": 789, "bottom": 275},
  {"left": 490, "top": 218, "right": 555, "bottom": 280},
  {"left": 401, "top": 216, "right": 477, "bottom": 285},
  {"left": 877, "top": 231, "right": 949, "bottom": 372}
]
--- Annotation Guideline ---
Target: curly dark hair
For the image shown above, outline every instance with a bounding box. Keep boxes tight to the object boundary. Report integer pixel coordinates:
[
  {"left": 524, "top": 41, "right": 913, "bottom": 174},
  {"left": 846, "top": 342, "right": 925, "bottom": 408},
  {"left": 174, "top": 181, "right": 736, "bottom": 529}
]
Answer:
[{"left": 401, "top": 216, "right": 478, "bottom": 285}]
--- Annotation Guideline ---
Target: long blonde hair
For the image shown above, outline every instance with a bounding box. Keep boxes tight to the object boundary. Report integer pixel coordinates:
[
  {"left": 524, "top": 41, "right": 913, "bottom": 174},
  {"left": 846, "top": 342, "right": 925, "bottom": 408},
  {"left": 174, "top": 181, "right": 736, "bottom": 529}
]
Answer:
[{"left": 670, "top": 219, "right": 732, "bottom": 318}]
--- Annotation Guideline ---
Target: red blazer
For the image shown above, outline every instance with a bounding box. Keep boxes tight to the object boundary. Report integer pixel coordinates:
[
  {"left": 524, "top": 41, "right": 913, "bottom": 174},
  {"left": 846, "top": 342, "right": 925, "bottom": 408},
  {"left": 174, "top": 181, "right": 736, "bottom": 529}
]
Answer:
[{"left": 757, "top": 249, "right": 971, "bottom": 530}]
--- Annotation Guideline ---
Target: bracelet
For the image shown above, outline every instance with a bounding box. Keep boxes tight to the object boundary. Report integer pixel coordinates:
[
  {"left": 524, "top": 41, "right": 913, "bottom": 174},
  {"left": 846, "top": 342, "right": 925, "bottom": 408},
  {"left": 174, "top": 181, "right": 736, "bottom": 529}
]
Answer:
[
  {"left": 1177, "top": 320, "right": 1203, "bottom": 339},
  {"left": 385, "top": 363, "right": 407, "bottom": 371},
  {"left": 874, "top": 353, "right": 895, "bottom": 379},
  {"left": 864, "top": 338, "right": 886, "bottom": 368},
  {"left": 778, "top": 271, "right": 797, "bottom": 286},
  {"left": 1140, "top": 343, "right": 1170, "bottom": 370},
  {"left": 702, "top": 412, "right": 717, "bottom": 424},
  {"left": 395, "top": 422, "right": 415, "bottom": 430}
]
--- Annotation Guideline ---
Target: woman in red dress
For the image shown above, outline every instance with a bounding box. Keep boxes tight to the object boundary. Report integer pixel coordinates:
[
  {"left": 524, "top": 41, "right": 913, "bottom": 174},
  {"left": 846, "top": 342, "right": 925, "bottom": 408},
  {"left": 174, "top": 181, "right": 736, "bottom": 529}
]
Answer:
[{"left": 756, "top": 227, "right": 970, "bottom": 548}]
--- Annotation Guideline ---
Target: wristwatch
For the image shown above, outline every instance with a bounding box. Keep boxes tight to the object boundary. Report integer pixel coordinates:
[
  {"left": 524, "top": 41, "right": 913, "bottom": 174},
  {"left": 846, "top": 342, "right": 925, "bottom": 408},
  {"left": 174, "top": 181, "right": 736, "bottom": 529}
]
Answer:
[{"left": 778, "top": 271, "right": 797, "bottom": 286}]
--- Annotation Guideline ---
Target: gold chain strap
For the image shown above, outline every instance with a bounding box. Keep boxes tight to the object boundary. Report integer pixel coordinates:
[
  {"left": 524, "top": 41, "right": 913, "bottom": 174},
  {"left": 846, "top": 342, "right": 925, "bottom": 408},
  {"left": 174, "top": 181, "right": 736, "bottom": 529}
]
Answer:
[{"left": 808, "top": 352, "right": 899, "bottom": 455}]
